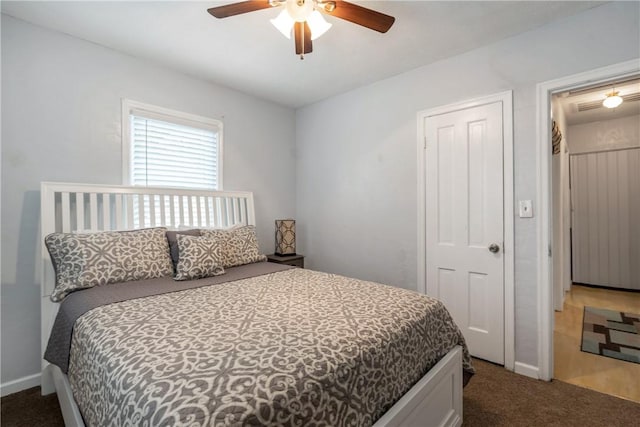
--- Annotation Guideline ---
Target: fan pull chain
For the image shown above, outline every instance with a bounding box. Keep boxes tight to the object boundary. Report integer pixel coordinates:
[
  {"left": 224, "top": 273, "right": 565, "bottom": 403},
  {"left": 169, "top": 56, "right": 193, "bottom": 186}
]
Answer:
[{"left": 298, "top": 0, "right": 307, "bottom": 56}]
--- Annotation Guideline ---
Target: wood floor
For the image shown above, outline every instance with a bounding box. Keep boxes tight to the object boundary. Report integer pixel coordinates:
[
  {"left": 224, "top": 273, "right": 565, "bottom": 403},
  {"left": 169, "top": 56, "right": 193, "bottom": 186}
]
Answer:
[{"left": 554, "top": 284, "right": 640, "bottom": 403}]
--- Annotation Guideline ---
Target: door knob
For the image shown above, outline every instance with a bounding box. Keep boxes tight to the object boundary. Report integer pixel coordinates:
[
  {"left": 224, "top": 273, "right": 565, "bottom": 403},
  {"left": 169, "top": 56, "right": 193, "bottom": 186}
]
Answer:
[{"left": 488, "top": 243, "right": 500, "bottom": 253}]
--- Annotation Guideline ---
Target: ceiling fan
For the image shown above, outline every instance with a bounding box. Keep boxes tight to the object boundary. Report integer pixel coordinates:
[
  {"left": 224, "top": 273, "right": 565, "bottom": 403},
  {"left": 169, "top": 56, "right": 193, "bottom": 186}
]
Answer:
[{"left": 207, "top": 0, "right": 395, "bottom": 59}]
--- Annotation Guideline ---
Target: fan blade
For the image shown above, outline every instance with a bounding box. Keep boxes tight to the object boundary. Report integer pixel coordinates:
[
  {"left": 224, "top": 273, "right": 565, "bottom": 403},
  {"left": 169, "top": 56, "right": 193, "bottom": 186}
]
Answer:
[
  {"left": 327, "top": 1, "right": 395, "bottom": 33},
  {"left": 294, "top": 22, "right": 312, "bottom": 55},
  {"left": 207, "top": 1, "right": 272, "bottom": 19}
]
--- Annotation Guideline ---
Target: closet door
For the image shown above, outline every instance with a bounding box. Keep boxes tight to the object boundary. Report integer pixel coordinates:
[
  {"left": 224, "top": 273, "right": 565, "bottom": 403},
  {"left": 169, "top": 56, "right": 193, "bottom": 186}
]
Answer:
[{"left": 570, "top": 148, "right": 640, "bottom": 290}]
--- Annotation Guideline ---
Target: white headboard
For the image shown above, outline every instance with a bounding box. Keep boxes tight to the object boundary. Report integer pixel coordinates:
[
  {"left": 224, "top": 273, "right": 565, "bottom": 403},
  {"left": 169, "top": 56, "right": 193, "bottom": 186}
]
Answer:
[{"left": 40, "top": 182, "right": 256, "bottom": 392}]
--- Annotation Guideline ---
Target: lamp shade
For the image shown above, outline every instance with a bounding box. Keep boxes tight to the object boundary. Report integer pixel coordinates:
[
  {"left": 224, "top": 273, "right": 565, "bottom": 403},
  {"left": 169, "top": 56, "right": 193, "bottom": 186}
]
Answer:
[
  {"left": 275, "top": 219, "right": 296, "bottom": 255},
  {"left": 307, "top": 10, "right": 332, "bottom": 40},
  {"left": 271, "top": 9, "right": 294, "bottom": 39}
]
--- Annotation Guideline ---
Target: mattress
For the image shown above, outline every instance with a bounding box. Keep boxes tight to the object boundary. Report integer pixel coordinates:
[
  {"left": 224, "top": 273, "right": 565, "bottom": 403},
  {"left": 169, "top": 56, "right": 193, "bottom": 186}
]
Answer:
[{"left": 47, "top": 263, "right": 473, "bottom": 426}]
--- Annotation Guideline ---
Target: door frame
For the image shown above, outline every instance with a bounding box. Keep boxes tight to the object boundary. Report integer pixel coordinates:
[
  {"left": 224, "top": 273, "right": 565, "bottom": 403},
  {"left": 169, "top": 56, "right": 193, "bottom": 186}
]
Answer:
[
  {"left": 536, "top": 58, "right": 640, "bottom": 381},
  {"left": 417, "top": 91, "right": 515, "bottom": 371}
]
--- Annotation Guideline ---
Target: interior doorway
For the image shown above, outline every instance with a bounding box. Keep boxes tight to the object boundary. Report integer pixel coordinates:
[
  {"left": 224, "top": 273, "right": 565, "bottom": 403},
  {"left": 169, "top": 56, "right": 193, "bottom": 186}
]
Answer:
[
  {"left": 552, "top": 77, "right": 640, "bottom": 308},
  {"left": 536, "top": 59, "right": 640, "bottom": 383},
  {"left": 550, "top": 77, "right": 640, "bottom": 402}
]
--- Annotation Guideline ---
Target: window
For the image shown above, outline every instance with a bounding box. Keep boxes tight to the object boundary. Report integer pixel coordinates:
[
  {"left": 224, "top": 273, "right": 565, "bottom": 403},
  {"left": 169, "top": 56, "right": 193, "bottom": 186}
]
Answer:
[{"left": 123, "top": 100, "right": 223, "bottom": 190}]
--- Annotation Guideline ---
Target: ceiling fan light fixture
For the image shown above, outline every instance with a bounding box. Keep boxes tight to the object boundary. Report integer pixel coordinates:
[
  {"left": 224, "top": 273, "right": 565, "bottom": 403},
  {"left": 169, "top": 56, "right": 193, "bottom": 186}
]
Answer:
[
  {"left": 307, "top": 10, "right": 332, "bottom": 40},
  {"left": 271, "top": 9, "right": 294, "bottom": 39},
  {"left": 602, "top": 91, "right": 623, "bottom": 109},
  {"left": 207, "top": 0, "right": 395, "bottom": 57},
  {"left": 286, "top": 0, "right": 314, "bottom": 22}
]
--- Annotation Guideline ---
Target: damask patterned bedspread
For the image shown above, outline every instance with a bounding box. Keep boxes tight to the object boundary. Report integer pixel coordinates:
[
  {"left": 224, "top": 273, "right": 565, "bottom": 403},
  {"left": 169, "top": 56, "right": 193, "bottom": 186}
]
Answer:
[{"left": 68, "top": 268, "right": 474, "bottom": 426}]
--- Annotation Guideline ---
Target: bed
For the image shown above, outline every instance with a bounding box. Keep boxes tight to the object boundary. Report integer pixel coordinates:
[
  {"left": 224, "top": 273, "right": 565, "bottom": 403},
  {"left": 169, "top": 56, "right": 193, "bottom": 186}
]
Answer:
[{"left": 40, "top": 182, "right": 473, "bottom": 427}]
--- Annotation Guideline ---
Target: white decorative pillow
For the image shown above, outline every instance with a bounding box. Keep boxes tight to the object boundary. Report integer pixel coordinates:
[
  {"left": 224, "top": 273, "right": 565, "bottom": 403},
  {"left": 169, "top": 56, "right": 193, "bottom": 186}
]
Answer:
[
  {"left": 45, "top": 227, "right": 173, "bottom": 302},
  {"left": 174, "top": 234, "right": 225, "bottom": 281},
  {"left": 200, "top": 225, "right": 266, "bottom": 268}
]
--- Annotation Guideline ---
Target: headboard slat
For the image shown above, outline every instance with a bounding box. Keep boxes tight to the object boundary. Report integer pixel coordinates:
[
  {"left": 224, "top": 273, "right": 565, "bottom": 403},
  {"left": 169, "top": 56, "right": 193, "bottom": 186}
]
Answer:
[
  {"left": 169, "top": 196, "right": 176, "bottom": 227},
  {"left": 61, "top": 193, "right": 71, "bottom": 232},
  {"left": 224, "top": 199, "right": 229, "bottom": 226},
  {"left": 114, "top": 194, "right": 123, "bottom": 230},
  {"left": 126, "top": 194, "right": 134, "bottom": 229},
  {"left": 236, "top": 200, "right": 241, "bottom": 225},
  {"left": 103, "top": 194, "right": 111, "bottom": 230},
  {"left": 186, "top": 196, "right": 193, "bottom": 226},
  {"left": 76, "top": 193, "right": 85, "bottom": 230},
  {"left": 206, "top": 198, "right": 213, "bottom": 226},
  {"left": 89, "top": 193, "right": 98, "bottom": 230},
  {"left": 149, "top": 195, "right": 157, "bottom": 227},
  {"left": 178, "top": 196, "right": 185, "bottom": 226},
  {"left": 196, "top": 197, "right": 202, "bottom": 226},
  {"left": 214, "top": 198, "right": 222, "bottom": 227},
  {"left": 158, "top": 194, "right": 167, "bottom": 224}
]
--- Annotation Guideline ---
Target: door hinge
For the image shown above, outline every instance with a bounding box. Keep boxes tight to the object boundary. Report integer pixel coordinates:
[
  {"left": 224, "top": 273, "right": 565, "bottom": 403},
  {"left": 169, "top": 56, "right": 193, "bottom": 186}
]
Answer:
[{"left": 548, "top": 245, "right": 552, "bottom": 257}]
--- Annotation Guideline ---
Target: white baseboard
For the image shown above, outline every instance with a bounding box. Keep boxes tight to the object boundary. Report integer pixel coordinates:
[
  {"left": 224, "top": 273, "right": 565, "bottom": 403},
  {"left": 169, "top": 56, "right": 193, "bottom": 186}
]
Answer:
[
  {"left": 1, "top": 373, "right": 41, "bottom": 397},
  {"left": 514, "top": 361, "right": 540, "bottom": 379}
]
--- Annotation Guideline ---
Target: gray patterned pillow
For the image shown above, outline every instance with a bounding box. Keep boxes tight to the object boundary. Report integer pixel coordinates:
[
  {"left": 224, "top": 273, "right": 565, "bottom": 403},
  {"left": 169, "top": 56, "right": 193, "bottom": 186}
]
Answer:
[
  {"left": 45, "top": 227, "right": 173, "bottom": 302},
  {"left": 166, "top": 229, "right": 201, "bottom": 270},
  {"left": 174, "top": 234, "right": 225, "bottom": 281},
  {"left": 200, "top": 225, "right": 266, "bottom": 268}
]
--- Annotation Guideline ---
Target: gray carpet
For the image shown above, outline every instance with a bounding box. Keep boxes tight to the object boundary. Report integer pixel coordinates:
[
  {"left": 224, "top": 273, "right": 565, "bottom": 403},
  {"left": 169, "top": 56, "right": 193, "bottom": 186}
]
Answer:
[
  {"left": 462, "top": 359, "right": 640, "bottom": 426},
  {"left": 2, "top": 359, "right": 639, "bottom": 426}
]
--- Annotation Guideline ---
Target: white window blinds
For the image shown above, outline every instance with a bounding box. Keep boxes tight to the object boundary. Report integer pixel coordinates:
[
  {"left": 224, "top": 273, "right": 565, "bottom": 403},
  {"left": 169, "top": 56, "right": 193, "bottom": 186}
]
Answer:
[{"left": 129, "top": 106, "right": 221, "bottom": 190}]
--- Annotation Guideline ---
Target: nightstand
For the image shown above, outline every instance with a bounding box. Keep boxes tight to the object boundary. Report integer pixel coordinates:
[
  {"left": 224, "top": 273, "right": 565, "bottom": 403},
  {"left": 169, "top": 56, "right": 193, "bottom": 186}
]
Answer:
[{"left": 267, "top": 253, "right": 304, "bottom": 268}]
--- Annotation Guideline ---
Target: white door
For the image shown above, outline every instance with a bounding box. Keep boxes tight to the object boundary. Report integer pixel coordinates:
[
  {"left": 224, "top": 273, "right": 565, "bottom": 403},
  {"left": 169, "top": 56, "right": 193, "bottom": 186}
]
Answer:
[{"left": 424, "top": 101, "right": 504, "bottom": 364}]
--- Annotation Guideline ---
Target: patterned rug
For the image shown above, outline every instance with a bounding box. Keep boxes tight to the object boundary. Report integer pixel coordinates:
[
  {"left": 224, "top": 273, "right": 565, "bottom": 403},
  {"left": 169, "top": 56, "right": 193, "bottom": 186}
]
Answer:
[{"left": 581, "top": 306, "right": 640, "bottom": 364}]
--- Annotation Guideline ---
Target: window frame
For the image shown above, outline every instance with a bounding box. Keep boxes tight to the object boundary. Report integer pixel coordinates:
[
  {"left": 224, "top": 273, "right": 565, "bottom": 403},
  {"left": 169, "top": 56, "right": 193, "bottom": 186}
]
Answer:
[{"left": 121, "top": 99, "right": 224, "bottom": 190}]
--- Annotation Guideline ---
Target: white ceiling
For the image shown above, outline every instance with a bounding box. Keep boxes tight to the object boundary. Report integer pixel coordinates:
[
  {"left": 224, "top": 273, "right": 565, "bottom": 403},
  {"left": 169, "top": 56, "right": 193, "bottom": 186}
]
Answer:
[
  {"left": 2, "top": 1, "right": 606, "bottom": 108},
  {"left": 556, "top": 78, "right": 640, "bottom": 125}
]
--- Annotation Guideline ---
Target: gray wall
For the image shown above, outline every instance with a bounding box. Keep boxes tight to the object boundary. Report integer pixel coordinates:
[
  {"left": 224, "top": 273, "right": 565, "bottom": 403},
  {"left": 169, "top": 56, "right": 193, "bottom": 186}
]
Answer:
[
  {"left": 1, "top": 15, "right": 296, "bottom": 384},
  {"left": 295, "top": 2, "right": 639, "bottom": 368}
]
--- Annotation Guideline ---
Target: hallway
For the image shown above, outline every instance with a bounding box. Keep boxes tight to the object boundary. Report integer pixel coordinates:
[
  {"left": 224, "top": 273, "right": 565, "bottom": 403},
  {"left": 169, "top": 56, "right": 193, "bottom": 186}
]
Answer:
[{"left": 554, "top": 284, "right": 640, "bottom": 402}]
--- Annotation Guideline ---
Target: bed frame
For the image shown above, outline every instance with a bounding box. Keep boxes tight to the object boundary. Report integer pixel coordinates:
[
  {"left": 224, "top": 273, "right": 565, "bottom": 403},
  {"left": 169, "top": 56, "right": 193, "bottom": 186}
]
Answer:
[{"left": 40, "top": 182, "right": 463, "bottom": 427}]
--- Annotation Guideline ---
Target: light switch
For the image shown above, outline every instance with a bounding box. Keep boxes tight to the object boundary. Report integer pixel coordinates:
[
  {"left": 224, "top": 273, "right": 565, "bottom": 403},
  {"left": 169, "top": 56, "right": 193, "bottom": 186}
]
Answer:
[{"left": 519, "top": 200, "right": 533, "bottom": 218}]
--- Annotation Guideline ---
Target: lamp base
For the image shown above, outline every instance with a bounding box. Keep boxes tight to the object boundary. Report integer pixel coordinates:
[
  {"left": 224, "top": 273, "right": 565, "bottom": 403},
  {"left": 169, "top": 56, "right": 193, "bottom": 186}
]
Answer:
[{"left": 274, "top": 252, "right": 297, "bottom": 257}]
